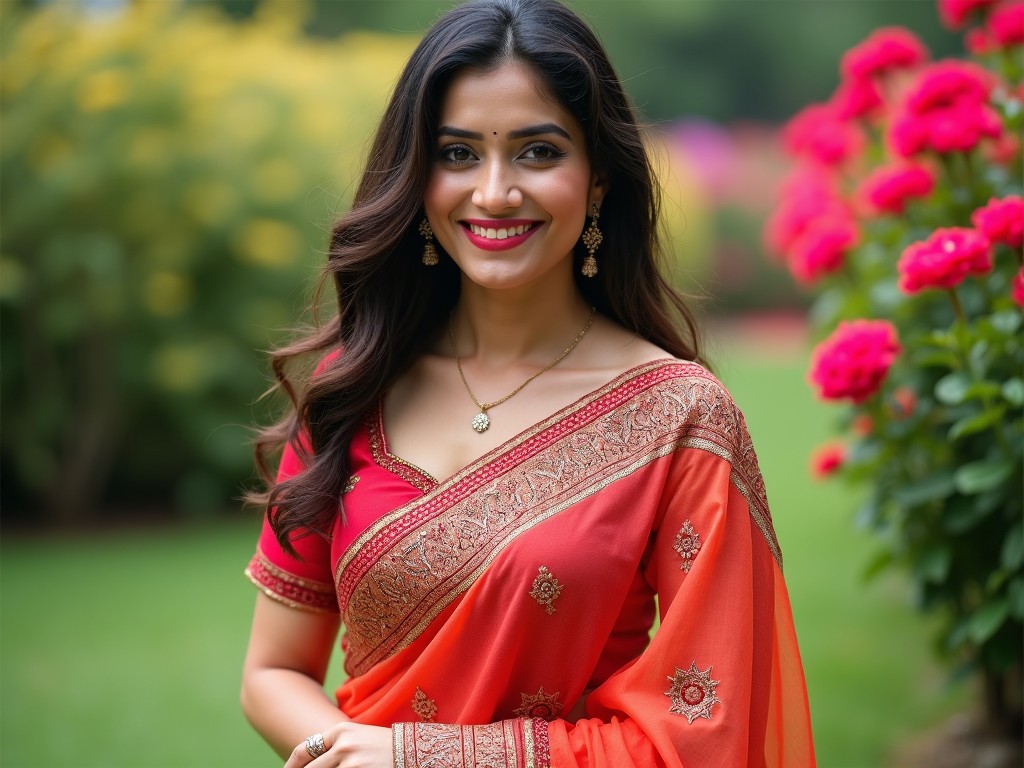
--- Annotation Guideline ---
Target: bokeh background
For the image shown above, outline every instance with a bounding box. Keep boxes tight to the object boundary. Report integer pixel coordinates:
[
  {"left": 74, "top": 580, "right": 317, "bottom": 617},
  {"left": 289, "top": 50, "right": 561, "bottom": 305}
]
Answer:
[{"left": 0, "top": 1, "right": 972, "bottom": 766}]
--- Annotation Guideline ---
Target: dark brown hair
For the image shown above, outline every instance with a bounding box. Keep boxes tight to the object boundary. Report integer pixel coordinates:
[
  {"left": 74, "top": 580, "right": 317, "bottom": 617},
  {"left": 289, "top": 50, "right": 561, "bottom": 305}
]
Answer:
[{"left": 252, "top": 0, "right": 706, "bottom": 555}]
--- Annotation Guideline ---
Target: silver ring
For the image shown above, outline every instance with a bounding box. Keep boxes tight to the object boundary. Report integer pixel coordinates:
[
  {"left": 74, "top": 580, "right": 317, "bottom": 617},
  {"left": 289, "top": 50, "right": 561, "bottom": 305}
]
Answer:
[{"left": 305, "top": 732, "right": 326, "bottom": 758}]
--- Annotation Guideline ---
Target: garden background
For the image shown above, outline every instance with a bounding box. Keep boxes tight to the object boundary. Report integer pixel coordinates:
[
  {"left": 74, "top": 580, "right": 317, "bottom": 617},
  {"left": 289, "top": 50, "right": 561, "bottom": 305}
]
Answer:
[{"left": 0, "top": 1, "right": 982, "bottom": 766}]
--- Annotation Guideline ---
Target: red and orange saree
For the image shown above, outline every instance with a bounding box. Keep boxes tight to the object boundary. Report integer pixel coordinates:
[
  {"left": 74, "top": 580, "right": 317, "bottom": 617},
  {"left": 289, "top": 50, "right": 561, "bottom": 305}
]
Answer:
[{"left": 246, "top": 360, "right": 816, "bottom": 767}]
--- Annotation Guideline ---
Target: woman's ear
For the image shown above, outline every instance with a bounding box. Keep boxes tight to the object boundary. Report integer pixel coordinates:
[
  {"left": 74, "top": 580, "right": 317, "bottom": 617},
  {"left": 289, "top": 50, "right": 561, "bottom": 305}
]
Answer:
[{"left": 589, "top": 169, "right": 610, "bottom": 210}]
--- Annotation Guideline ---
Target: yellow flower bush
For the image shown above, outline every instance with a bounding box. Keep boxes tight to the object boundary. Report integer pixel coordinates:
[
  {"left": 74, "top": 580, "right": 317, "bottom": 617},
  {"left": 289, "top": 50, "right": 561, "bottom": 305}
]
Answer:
[{"left": 0, "top": 2, "right": 415, "bottom": 519}]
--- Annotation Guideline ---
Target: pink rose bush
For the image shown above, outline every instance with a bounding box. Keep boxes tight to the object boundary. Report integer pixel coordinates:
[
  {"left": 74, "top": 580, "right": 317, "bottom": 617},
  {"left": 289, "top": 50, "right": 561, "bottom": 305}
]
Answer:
[
  {"left": 898, "top": 227, "right": 993, "bottom": 292},
  {"left": 857, "top": 161, "right": 936, "bottom": 215},
  {"left": 810, "top": 442, "right": 847, "bottom": 479},
  {"left": 971, "top": 195, "right": 1024, "bottom": 247},
  {"left": 889, "top": 60, "right": 1003, "bottom": 156},
  {"left": 766, "top": 0, "right": 1023, "bottom": 726},
  {"left": 809, "top": 320, "right": 901, "bottom": 403},
  {"left": 841, "top": 26, "right": 929, "bottom": 81}
]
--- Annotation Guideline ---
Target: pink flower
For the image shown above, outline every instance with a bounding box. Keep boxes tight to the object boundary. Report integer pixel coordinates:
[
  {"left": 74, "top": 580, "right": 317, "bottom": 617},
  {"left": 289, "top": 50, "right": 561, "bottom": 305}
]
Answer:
[
  {"left": 841, "top": 27, "right": 929, "bottom": 81},
  {"left": 889, "top": 60, "right": 1002, "bottom": 156},
  {"left": 1012, "top": 267, "right": 1024, "bottom": 306},
  {"left": 809, "top": 320, "right": 901, "bottom": 403},
  {"left": 989, "top": 1, "right": 1024, "bottom": 46},
  {"left": 898, "top": 227, "right": 993, "bottom": 293},
  {"left": 788, "top": 217, "right": 860, "bottom": 284},
  {"left": 983, "top": 131, "right": 1021, "bottom": 165},
  {"left": 857, "top": 161, "right": 936, "bottom": 215},
  {"left": 971, "top": 196, "right": 1024, "bottom": 247},
  {"left": 810, "top": 442, "right": 847, "bottom": 479},
  {"left": 890, "top": 387, "right": 917, "bottom": 419},
  {"left": 966, "top": 27, "right": 996, "bottom": 54},
  {"left": 763, "top": 166, "right": 851, "bottom": 258},
  {"left": 939, "top": 0, "right": 1000, "bottom": 29},
  {"left": 852, "top": 413, "right": 875, "bottom": 436},
  {"left": 831, "top": 77, "right": 885, "bottom": 121},
  {"left": 783, "top": 103, "right": 866, "bottom": 166}
]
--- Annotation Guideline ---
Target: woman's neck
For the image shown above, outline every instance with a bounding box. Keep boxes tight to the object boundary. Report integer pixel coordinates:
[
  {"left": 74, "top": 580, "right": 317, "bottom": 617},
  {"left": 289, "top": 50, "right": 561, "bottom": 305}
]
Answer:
[{"left": 449, "top": 280, "right": 593, "bottom": 369}]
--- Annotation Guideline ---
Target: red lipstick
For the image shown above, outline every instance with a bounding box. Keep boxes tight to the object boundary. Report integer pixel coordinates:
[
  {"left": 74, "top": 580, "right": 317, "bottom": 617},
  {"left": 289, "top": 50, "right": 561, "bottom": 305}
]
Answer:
[{"left": 461, "top": 219, "right": 541, "bottom": 252}]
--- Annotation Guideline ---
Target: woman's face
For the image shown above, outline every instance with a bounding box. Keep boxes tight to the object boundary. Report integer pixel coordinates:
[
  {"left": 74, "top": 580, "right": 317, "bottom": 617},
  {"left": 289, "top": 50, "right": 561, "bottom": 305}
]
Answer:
[{"left": 424, "top": 61, "right": 605, "bottom": 293}]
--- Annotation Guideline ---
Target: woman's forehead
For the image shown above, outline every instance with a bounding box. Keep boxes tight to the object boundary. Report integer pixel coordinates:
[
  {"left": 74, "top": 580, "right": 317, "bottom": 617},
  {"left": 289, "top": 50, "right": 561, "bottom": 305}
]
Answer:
[{"left": 436, "top": 61, "right": 581, "bottom": 138}]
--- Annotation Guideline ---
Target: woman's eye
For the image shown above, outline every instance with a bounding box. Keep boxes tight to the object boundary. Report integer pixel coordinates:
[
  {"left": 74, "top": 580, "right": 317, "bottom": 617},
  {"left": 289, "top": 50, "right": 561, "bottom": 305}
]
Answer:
[
  {"left": 521, "top": 143, "right": 562, "bottom": 162},
  {"left": 440, "top": 145, "right": 475, "bottom": 165}
]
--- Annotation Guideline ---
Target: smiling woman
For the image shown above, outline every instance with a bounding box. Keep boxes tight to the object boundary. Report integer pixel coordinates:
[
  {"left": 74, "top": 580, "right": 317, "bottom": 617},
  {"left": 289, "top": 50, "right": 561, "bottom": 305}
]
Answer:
[{"left": 240, "top": 1, "right": 815, "bottom": 767}]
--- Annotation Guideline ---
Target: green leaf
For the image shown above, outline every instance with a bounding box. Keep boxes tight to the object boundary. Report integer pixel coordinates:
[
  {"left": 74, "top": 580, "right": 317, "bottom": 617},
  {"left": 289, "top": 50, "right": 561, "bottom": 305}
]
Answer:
[
  {"left": 1009, "top": 579, "right": 1024, "bottom": 620},
  {"left": 1002, "top": 378, "right": 1024, "bottom": 407},
  {"left": 954, "top": 459, "right": 1014, "bottom": 494},
  {"left": 944, "top": 495, "right": 989, "bottom": 533},
  {"left": 860, "top": 548, "right": 893, "bottom": 583},
  {"left": 967, "top": 598, "right": 1009, "bottom": 644},
  {"left": 935, "top": 372, "right": 971, "bottom": 405},
  {"left": 963, "top": 380, "right": 1002, "bottom": 401},
  {"left": 891, "top": 472, "right": 956, "bottom": 506},
  {"left": 991, "top": 310, "right": 1023, "bottom": 335},
  {"left": 916, "top": 546, "right": 952, "bottom": 583},
  {"left": 1001, "top": 523, "right": 1024, "bottom": 570},
  {"left": 948, "top": 407, "right": 1006, "bottom": 440}
]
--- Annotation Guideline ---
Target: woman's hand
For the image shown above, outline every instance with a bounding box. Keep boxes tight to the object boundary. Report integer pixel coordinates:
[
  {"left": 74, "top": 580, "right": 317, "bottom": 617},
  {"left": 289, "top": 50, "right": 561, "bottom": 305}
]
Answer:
[{"left": 284, "top": 722, "right": 393, "bottom": 768}]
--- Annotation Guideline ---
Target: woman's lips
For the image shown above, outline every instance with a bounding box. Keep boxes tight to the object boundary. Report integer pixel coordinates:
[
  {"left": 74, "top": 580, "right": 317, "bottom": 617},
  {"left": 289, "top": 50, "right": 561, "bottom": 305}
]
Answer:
[{"left": 460, "top": 219, "right": 541, "bottom": 251}]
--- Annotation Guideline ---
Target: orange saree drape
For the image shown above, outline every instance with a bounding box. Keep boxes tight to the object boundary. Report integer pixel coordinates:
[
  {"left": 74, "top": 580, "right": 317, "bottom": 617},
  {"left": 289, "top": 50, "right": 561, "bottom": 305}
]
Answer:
[{"left": 246, "top": 360, "right": 816, "bottom": 767}]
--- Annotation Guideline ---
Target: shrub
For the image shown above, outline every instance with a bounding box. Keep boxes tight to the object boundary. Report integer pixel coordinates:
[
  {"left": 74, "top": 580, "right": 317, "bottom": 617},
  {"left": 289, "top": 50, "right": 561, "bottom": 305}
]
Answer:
[
  {"left": 766, "top": 1, "right": 1023, "bottom": 733},
  {"left": 0, "top": 3, "right": 415, "bottom": 520}
]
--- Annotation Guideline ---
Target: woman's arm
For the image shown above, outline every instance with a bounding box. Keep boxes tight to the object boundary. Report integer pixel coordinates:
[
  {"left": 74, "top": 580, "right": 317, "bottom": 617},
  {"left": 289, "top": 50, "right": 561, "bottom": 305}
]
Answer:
[{"left": 241, "top": 593, "right": 347, "bottom": 759}]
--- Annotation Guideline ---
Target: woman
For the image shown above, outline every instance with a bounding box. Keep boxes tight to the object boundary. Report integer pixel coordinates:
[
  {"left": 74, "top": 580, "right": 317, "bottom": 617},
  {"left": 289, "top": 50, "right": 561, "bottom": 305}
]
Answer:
[{"left": 242, "top": 1, "right": 815, "bottom": 766}]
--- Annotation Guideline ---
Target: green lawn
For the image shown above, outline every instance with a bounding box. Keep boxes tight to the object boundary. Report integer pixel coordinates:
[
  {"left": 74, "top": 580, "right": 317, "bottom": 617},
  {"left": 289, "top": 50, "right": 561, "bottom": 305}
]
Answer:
[{"left": 1, "top": 347, "right": 967, "bottom": 767}]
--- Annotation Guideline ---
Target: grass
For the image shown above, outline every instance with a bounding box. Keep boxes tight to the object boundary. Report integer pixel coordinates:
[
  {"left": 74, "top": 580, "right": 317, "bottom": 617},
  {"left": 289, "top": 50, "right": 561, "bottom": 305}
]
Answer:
[{"left": 1, "top": 345, "right": 968, "bottom": 767}]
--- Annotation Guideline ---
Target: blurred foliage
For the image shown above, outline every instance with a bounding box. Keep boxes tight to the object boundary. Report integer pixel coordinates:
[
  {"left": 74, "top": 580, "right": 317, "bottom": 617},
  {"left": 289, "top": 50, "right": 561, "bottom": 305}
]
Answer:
[
  {"left": 201, "top": 0, "right": 961, "bottom": 123},
  {"left": 0, "top": 1, "right": 418, "bottom": 521}
]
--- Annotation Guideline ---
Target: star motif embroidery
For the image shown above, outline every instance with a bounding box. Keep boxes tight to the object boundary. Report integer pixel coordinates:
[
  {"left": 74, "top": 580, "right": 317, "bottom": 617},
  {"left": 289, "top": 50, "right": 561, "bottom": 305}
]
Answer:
[
  {"left": 528, "top": 566, "right": 563, "bottom": 614},
  {"left": 514, "top": 686, "right": 563, "bottom": 721},
  {"left": 665, "top": 662, "right": 721, "bottom": 723},
  {"left": 673, "top": 519, "right": 701, "bottom": 573},
  {"left": 411, "top": 687, "right": 437, "bottom": 722}
]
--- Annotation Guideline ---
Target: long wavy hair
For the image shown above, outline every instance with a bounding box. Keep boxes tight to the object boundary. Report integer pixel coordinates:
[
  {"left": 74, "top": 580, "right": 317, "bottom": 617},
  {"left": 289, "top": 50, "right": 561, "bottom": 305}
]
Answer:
[{"left": 251, "top": 0, "right": 706, "bottom": 555}]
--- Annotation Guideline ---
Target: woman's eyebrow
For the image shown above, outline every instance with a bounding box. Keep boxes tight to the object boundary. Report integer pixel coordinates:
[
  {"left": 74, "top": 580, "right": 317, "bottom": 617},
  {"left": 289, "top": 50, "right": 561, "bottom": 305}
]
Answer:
[{"left": 436, "top": 123, "right": 572, "bottom": 141}]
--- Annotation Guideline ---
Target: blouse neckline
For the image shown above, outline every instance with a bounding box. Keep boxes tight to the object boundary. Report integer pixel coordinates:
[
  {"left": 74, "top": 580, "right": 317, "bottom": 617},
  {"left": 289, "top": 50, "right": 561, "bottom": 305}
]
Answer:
[{"left": 368, "top": 358, "right": 685, "bottom": 494}]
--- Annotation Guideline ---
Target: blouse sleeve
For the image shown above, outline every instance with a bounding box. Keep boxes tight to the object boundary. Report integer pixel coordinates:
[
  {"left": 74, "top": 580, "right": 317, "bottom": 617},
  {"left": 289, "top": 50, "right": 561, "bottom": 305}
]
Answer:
[
  {"left": 244, "top": 352, "right": 341, "bottom": 614},
  {"left": 541, "top": 391, "right": 815, "bottom": 768}
]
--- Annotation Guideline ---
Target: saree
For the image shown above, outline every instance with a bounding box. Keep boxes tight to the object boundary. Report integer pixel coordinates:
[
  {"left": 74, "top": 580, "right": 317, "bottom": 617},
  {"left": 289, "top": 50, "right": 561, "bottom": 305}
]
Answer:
[{"left": 246, "top": 359, "right": 816, "bottom": 767}]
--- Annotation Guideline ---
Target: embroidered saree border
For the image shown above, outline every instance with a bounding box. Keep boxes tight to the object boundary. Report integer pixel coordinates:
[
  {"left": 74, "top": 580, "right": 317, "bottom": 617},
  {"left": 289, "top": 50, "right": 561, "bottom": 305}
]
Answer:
[
  {"left": 245, "top": 548, "right": 338, "bottom": 614},
  {"left": 336, "top": 361, "right": 780, "bottom": 676},
  {"left": 393, "top": 718, "right": 548, "bottom": 768}
]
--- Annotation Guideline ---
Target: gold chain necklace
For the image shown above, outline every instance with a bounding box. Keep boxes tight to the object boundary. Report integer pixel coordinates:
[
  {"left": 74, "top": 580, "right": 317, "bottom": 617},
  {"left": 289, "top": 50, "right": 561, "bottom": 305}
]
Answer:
[{"left": 449, "top": 307, "right": 596, "bottom": 433}]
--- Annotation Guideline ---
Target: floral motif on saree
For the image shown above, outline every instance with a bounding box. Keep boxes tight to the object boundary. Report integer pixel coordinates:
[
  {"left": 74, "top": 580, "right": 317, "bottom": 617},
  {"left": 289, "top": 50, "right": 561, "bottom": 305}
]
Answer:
[
  {"left": 664, "top": 662, "right": 722, "bottom": 723},
  {"left": 513, "top": 687, "right": 563, "bottom": 720},
  {"left": 334, "top": 361, "right": 782, "bottom": 678},
  {"left": 411, "top": 687, "right": 437, "bottom": 722},
  {"left": 528, "top": 566, "right": 563, "bottom": 614},
  {"left": 673, "top": 519, "right": 701, "bottom": 573}
]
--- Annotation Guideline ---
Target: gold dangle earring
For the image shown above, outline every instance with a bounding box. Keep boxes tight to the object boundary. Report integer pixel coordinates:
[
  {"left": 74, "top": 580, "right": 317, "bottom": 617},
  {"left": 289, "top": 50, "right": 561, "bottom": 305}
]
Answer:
[
  {"left": 581, "top": 203, "right": 602, "bottom": 278},
  {"left": 419, "top": 217, "right": 439, "bottom": 266}
]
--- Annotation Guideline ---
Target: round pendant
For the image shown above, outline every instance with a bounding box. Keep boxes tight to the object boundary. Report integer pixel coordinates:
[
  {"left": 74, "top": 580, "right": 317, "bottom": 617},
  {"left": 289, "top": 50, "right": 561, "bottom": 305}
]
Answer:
[{"left": 471, "top": 412, "right": 490, "bottom": 433}]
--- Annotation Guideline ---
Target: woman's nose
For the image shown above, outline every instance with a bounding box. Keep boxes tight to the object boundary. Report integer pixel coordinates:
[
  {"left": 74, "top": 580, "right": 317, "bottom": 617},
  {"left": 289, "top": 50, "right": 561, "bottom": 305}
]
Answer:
[{"left": 471, "top": 160, "right": 523, "bottom": 211}]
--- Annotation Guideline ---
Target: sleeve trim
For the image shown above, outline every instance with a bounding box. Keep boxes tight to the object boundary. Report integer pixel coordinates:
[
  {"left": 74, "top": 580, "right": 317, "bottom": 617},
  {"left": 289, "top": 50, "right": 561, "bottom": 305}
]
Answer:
[{"left": 244, "top": 552, "right": 338, "bottom": 614}]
